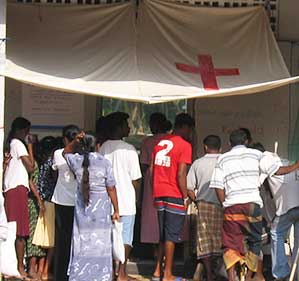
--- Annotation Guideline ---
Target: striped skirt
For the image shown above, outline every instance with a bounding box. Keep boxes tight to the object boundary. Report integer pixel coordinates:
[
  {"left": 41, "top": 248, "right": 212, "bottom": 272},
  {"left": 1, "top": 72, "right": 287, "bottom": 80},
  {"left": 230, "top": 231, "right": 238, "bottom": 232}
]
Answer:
[{"left": 222, "top": 203, "right": 262, "bottom": 272}]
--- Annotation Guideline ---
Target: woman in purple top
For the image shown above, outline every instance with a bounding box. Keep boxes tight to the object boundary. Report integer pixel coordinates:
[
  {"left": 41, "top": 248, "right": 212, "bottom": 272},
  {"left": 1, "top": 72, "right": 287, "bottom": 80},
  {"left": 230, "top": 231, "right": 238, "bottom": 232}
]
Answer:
[{"left": 63, "top": 132, "right": 120, "bottom": 281}]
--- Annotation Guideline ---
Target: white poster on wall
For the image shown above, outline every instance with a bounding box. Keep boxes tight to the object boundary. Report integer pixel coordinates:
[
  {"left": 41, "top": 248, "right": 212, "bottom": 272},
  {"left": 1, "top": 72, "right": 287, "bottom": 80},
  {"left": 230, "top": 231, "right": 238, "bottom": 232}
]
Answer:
[{"left": 22, "top": 84, "right": 84, "bottom": 129}]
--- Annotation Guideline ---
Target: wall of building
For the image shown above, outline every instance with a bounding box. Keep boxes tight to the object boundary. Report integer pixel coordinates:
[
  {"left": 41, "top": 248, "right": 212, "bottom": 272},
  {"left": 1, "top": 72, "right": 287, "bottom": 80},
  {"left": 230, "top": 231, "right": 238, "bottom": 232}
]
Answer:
[
  {"left": 279, "top": 0, "right": 299, "bottom": 41},
  {"left": 190, "top": 40, "right": 299, "bottom": 159},
  {"left": 4, "top": 78, "right": 98, "bottom": 138}
]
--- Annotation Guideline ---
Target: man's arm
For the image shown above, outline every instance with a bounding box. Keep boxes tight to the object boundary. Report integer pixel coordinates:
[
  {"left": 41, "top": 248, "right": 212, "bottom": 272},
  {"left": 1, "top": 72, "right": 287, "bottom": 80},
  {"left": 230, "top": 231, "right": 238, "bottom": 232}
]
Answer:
[
  {"left": 132, "top": 179, "right": 141, "bottom": 190},
  {"left": 215, "top": 188, "right": 225, "bottom": 204},
  {"left": 275, "top": 161, "right": 299, "bottom": 175},
  {"left": 187, "top": 190, "right": 196, "bottom": 202},
  {"left": 187, "top": 164, "right": 197, "bottom": 202},
  {"left": 177, "top": 162, "right": 188, "bottom": 199}
]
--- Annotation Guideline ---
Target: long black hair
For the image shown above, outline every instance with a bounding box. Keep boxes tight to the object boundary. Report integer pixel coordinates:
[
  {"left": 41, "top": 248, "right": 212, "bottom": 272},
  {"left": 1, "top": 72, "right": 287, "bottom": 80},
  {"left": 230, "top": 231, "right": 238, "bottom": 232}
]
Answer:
[
  {"left": 80, "top": 134, "right": 96, "bottom": 206},
  {"left": 38, "top": 136, "right": 58, "bottom": 165},
  {"left": 149, "top": 112, "right": 172, "bottom": 134},
  {"left": 62, "top": 125, "right": 80, "bottom": 143},
  {"left": 5, "top": 117, "right": 31, "bottom": 152}
]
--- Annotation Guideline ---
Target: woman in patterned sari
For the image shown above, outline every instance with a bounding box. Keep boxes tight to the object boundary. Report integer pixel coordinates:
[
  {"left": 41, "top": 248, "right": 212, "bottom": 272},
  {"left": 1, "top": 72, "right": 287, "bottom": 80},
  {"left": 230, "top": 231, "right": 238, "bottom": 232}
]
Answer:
[{"left": 63, "top": 132, "right": 119, "bottom": 281}]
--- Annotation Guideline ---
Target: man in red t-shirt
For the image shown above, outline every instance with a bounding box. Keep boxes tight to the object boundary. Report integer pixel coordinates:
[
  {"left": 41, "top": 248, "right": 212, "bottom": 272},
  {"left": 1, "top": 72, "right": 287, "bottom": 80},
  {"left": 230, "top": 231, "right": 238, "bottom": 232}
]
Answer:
[{"left": 152, "top": 113, "right": 195, "bottom": 281}]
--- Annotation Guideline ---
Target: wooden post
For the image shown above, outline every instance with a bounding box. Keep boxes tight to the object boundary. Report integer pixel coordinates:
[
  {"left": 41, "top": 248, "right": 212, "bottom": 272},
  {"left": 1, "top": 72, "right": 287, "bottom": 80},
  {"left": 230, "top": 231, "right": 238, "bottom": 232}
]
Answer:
[{"left": 0, "top": 0, "right": 7, "bottom": 189}]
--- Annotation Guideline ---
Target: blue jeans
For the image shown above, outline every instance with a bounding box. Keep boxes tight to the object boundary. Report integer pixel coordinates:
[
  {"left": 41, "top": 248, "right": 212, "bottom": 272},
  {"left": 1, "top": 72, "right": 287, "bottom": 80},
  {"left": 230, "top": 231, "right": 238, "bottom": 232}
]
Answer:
[{"left": 271, "top": 207, "right": 299, "bottom": 279}]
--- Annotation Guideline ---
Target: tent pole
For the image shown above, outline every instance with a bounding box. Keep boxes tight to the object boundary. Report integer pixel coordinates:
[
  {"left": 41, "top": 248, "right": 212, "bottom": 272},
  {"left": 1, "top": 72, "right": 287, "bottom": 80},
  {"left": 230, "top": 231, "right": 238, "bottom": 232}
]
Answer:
[{"left": 0, "top": 0, "right": 7, "bottom": 190}]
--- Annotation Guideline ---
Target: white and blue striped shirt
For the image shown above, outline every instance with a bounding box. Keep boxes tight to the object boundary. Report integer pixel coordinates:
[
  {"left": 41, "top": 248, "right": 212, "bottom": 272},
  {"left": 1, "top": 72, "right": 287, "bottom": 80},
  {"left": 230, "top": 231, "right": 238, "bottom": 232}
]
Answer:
[{"left": 209, "top": 145, "right": 279, "bottom": 208}]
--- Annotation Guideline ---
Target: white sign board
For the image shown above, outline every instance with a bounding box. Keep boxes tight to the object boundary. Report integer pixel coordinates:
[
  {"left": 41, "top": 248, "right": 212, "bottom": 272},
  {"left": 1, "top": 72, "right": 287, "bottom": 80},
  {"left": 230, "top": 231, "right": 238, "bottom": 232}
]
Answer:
[{"left": 22, "top": 84, "right": 84, "bottom": 129}]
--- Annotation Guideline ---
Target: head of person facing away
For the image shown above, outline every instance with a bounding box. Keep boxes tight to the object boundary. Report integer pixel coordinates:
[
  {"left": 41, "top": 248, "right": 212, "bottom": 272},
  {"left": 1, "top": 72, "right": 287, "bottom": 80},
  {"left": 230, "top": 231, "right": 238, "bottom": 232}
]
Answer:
[
  {"left": 5, "top": 117, "right": 31, "bottom": 152},
  {"left": 96, "top": 116, "right": 108, "bottom": 146},
  {"left": 229, "top": 129, "right": 249, "bottom": 148},
  {"left": 203, "top": 135, "right": 221, "bottom": 154},
  {"left": 149, "top": 112, "right": 172, "bottom": 135},
  {"left": 239, "top": 127, "right": 252, "bottom": 146},
  {"left": 39, "top": 136, "right": 58, "bottom": 164},
  {"left": 173, "top": 113, "right": 195, "bottom": 142},
  {"left": 62, "top": 124, "right": 80, "bottom": 146},
  {"left": 249, "top": 142, "right": 266, "bottom": 153},
  {"left": 79, "top": 134, "right": 97, "bottom": 206},
  {"left": 105, "top": 111, "right": 130, "bottom": 140}
]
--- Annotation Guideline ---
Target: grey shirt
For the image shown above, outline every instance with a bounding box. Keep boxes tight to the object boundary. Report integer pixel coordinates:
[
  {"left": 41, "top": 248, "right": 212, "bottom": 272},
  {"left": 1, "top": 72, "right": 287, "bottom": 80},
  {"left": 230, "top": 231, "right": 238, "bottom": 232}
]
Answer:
[{"left": 187, "top": 154, "right": 221, "bottom": 205}]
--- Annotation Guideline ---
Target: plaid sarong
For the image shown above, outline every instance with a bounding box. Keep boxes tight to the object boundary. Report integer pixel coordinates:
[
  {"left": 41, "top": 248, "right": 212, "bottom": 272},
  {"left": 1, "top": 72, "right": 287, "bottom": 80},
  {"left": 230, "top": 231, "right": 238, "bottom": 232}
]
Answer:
[
  {"left": 196, "top": 201, "right": 223, "bottom": 259},
  {"left": 222, "top": 203, "right": 262, "bottom": 272}
]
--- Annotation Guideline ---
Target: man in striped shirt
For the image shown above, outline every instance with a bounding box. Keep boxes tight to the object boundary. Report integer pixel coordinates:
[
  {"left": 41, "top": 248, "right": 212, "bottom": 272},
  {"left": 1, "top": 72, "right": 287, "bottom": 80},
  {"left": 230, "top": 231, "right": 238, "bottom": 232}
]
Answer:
[{"left": 209, "top": 129, "right": 299, "bottom": 281}]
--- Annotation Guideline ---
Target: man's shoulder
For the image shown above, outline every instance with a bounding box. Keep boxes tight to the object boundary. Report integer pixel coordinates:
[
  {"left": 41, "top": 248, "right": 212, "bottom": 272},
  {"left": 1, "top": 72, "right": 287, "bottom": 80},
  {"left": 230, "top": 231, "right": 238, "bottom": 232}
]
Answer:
[
  {"left": 101, "top": 140, "right": 137, "bottom": 153},
  {"left": 262, "top": 151, "right": 284, "bottom": 165},
  {"left": 170, "top": 135, "right": 191, "bottom": 150},
  {"left": 193, "top": 155, "right": 216, "bottom": 165},
  {"left": 120, "top": 140, "right": 137, "bottom": 153},
  {"left": 54, "top": 148, "right": 64, "bottom": 156},
  {"left": 11, "top": 138, "right": 25, "bottom": 148},
  {"left": 221, "top": 147, "right": 262, "bottom": 158}
]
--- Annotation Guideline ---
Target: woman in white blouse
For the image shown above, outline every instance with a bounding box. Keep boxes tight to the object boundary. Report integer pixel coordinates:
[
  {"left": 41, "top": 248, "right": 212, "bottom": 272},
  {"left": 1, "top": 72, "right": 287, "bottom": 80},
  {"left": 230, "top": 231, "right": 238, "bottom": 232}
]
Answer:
[
  {"left": 3, "top": 117, "right": 36, "bottom": 279},
  {"left": 51, "top": 124, "right": 80, "bottom": 281}
]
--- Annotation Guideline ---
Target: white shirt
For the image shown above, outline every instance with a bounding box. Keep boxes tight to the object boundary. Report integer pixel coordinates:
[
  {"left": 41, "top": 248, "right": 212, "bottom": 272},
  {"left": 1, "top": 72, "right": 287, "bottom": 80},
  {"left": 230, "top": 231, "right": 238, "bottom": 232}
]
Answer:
[
  {"left": 0, "top": 192, "right": 8, "bottom": 241},
  {"left": 260, "top": 151, "right": 299, "bottom": 216},
  {"left": 187, "top": 154, "right": 221, "bottom": 205},
  {"left": 4, "top": 138, "right": 29, "bottom": 192},
  {"left": 209, "top": 145, "right": 278, "bottom": 208},
  {"left": 100, "top": 140, "right": 142, "bottom": 216},
  {"left": 51, "top": 148, "right": 77, "bottom": 206}
]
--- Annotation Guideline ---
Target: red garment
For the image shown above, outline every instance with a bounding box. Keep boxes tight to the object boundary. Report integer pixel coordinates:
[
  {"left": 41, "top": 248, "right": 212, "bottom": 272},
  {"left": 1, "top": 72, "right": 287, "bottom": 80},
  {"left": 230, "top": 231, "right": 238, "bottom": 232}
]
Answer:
[
  {"left": 152, "top": 134, "right": 192, "bottom": 198},
  {"left": 140, "top": 134, "right": 166, "bottom": 243},
  {"left": 4, "top": 185, "right": 30, "bottom": 237}
]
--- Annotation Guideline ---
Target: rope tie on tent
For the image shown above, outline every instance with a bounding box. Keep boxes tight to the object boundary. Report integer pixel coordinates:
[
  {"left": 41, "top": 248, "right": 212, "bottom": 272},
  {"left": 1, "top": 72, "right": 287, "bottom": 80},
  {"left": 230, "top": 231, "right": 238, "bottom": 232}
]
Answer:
[
  {"left": 264, "top": 0, "right": 271, "bottom": 18},
  {"left": 0, "top": 38, "right": 8, "bottom": 47}
]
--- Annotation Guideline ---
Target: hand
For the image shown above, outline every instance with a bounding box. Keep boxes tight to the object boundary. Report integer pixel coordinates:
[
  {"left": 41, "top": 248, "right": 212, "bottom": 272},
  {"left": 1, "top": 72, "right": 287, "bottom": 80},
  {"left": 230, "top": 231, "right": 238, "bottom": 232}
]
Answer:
[
  {"left": 39, "top": 200, "right": 45, "bottom": 216},
  {"left": 184, "top": 197, "right": 189, "bottom": 210},
  {"left": 74, "top": 132, "right": 85, "bottom": 146},
  {"left": 3, "top": 153, "right": 12, "bottom": 166},
  {"left": 27, "top": 134, "right": 38, "bottom": 144},
  {"left": 112, "top": 211, "right": 120, "bottom": 222}
]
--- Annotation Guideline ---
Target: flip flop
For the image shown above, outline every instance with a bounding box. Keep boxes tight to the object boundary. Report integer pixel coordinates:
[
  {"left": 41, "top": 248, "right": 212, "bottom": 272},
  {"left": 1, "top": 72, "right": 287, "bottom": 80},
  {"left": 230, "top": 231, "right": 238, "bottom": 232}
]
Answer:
[
  {"left": 127, "top": 276, "right": 139, "bottom": 281},
  {"left": 174, "top": 277, "right": 187, "bottom": 281},
  {"left": 151, "top": 276, "right": 161, "bottom": 281}
]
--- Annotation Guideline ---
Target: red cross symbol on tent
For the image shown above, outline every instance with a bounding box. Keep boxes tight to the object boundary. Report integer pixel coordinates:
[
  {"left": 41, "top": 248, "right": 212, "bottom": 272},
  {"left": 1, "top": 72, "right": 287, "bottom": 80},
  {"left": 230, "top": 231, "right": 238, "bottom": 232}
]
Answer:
[{"left": 175, "top": 54, "right": 240, "bottom": 90}]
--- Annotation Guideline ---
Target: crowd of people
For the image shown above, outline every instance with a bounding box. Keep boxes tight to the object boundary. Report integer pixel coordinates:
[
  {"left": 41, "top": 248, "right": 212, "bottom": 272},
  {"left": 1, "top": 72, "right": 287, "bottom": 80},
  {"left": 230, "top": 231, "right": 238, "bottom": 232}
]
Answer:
[{"left": 0, "top": 112, "right": 299, "bottom": 281}]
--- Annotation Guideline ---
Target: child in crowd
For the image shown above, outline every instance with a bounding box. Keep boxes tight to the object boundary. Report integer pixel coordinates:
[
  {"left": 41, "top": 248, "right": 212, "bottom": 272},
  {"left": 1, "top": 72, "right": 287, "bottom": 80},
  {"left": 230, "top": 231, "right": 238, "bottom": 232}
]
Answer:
[
  {"left": 34, "top": 136, "right": 58, "bottom": 280},
  {"left": 27, "top": 157, "right": 46, "bottom": 280}
]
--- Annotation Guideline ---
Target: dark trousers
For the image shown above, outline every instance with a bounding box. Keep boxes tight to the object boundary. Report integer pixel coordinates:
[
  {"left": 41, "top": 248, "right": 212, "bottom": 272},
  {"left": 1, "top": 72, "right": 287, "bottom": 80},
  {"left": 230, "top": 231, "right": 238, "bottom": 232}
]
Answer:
[{"left": 54, "top": 204, "right": 74, "bottom": 281}]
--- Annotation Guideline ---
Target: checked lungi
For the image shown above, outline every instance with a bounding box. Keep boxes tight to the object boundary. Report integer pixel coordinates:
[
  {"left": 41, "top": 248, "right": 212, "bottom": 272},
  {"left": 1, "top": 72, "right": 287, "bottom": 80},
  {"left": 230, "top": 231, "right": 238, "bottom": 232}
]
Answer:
[
  {"left": 196, "top": 201, "right": 223, "bottom": 259},
  {"left": 222, "top": 203, "right": 262, "bottom": 272}
]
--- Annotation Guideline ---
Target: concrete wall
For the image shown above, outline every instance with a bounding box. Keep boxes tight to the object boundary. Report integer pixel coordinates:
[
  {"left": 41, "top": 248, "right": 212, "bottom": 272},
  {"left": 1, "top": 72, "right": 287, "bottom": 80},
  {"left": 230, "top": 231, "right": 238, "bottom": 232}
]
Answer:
[{"left": 278, "top": 0, "right": 299, "bottom": 41}]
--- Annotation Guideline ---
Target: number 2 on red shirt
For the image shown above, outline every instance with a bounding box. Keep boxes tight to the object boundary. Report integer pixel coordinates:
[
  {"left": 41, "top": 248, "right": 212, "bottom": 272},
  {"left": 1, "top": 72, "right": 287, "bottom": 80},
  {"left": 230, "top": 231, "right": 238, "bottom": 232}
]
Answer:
[{"left": 154, "top": 140, "right": 174, "bottom": 167}]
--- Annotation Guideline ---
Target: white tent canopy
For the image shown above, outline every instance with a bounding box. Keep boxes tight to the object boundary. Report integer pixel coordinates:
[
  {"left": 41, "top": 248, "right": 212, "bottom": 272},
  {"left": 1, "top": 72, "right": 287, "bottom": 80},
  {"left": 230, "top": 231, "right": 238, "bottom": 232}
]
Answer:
[{"left": 2, "top": 0, "right": 299, "bottom": 103}]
